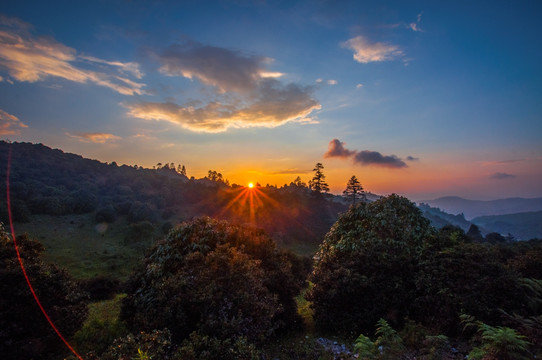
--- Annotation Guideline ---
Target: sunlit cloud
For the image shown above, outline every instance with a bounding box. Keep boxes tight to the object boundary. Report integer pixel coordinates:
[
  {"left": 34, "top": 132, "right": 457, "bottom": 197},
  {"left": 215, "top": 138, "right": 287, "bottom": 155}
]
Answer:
[
  {"left": 126, "top": 79, "right": 320, "bottom": 132},
  {"left": 323, "top": 138, "right": 408, "bottom": 168},
  {"left": 327, "top": 79, "right": 338, "bottom": 85},
  {"left": 356, "top": 83, "right": 363, "bottom": 88},
  {"left": 158, "top": 41, "right": 280, "bottom": 93},
  {"left": 324, "top": 138, "right": 355, "bottom": 158},
  {"left": 409, "top": 12, "right": 424, "bottom": 32},
  {"left": 482, "top": 159, "right": 524, "bottom": 166},
  {"left": 341, "top": 35, "right": 403, "bottom": 63},
  {"left": 490, "top": 172, "right": 516, "bottom": 180},
  {"left": 0, "top": 15, "right": 145, "bottom": 95},
  {"left": 66, "top": 132, "right": 121, "bottom": 143},
  {"left": 0, "top": 109, "right": 27, "bottom": 135}
]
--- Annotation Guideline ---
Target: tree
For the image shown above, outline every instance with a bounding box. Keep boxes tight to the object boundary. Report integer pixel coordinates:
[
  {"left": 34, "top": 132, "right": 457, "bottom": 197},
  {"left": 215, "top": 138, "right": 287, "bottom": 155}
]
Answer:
[
  {"left": 121, "top": 217, "right": 303, "bottom": 345},
  {"left": 466, "top": 224, "right": 484, "bottom": 242},
  {"left": 308, "top": 163, "right": 329, "bottom": 193},
  {"left": 308, "top": 195, "right": 434, "bottom": 335},
  {"left": 291, "top": 176, "right": 306, "bottom": 188},
  {"left": 0, "top": 230, "right": 88, "bottom": 359},
  {"left": 342, "top": 175, "right": 365, "bottom": 205}
]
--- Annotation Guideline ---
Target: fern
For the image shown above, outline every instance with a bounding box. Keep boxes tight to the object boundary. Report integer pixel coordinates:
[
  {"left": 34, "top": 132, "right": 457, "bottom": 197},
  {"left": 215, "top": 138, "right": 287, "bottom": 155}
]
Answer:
[
  {"left": 353, "top": 333, "right": 378, "bottom": 359},
  {"left": 467, "top": 321, "right": 531, "bottom": 360}
]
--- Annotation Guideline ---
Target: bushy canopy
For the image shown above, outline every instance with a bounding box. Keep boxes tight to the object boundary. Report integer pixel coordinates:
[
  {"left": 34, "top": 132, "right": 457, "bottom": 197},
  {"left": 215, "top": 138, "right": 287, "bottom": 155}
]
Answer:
[
  {"left": 121, "top": 217, "right": 304, "bottom": 344},
  {"left": 308, "top": 194, "right": 434, "bottom": 335},
  {"left": 0, "top": 229, "right": 88, "bottom": 360}
]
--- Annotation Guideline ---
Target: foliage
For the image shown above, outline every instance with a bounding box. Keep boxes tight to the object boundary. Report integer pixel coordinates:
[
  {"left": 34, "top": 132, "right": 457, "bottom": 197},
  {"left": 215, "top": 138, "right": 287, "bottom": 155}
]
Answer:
[
  {"left": 0, "top": 229, "right": 88, "bottom": 360},
  {"left": 96, "top": 329, "right": 177, "bottom": 360},
  {"left": 353, "top": 319, "right": 405, "bottom": 360},
  {"left": 121, "top": 217, "right": 303, "bottom": 345},
  {"left": 353, "top": 333, "right": 379, "bottom": 359},
  {"left": 81, "top": 275, "right": 121, "bottom": 301},
  {"left": 177, "top": 331, "right": 260, "bottom": 360},
  {"left": 464, "top": 319, "right": 531, "bottom": 360},
  {"left": 308, "top": 194, "right": 434, "bottom": 335},
  {"left": 74, "top": 318, "right": 128, "bottom": 355},
  {"left": 95, "top": 204, "right": 117, "bottom": 223}
]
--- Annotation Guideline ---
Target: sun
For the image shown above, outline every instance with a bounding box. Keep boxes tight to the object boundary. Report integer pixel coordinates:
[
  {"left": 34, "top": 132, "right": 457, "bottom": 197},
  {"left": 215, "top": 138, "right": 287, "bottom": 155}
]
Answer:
[{"left": 248, "top": 182, "right": 254, "bottom": 188}]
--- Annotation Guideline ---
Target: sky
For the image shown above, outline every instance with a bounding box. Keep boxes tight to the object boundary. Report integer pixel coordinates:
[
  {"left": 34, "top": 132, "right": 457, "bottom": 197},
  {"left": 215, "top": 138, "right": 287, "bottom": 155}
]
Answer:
[{"left": 0, "top": 0, "right": 541, "bottom": 201}]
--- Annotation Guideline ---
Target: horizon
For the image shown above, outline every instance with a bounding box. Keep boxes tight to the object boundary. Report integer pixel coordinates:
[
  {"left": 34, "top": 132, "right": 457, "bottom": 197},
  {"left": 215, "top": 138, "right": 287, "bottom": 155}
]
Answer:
[{"left": 1, "top": 1, "right": 541, "bottom": 201}]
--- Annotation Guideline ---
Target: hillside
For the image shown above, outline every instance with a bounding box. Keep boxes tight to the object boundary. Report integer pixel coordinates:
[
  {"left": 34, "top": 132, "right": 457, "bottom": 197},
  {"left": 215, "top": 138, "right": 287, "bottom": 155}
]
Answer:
[
  {"left": 472, "top": 211, "right": 542, "bottom": 240},
  {"left": 421, "top": 196, "right": 542, "bottom": 219},
  {"left": 0, "top": 141, "right": 347, "bottom": 278}
]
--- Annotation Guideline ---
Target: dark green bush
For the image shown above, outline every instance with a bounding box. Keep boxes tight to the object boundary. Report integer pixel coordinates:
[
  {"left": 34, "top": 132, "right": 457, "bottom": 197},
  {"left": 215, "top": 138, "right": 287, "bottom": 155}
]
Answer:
[
  {"left": 0, "top": 230, "right": 88, "bottom": 360},
  {"left": 95, "top": 204, "right": 117, "bottom": 223},
  {"left": 121, "top": 217, "right": 303, "bottom": 344},
  {"left": 308, "top": 194, "right": 434, "bottom": 335}
]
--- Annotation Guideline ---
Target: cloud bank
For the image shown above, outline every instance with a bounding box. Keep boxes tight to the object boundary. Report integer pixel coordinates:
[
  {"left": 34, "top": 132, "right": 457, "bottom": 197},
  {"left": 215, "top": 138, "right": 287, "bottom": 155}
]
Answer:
[
  {"left": 323, "top": 138, "right": 411, "bottom": 168},
  {"left": 127, "top": 41, "right": 321, "bottom": 132},
  {"left": 341, "top": 35, "right": 403, "bottom": 63},
  {"left": 0, "top": 109, "right": 27, "bottom": 135},
  {"left": 0, "top": 15, "right": 145, "bottom": 95}
]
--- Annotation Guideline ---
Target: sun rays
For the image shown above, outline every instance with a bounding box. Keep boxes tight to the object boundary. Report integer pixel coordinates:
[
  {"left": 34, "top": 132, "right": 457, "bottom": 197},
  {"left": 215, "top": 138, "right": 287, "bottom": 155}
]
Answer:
[{"left": 218, "top": 184, "right": 279, "bottom": 225}]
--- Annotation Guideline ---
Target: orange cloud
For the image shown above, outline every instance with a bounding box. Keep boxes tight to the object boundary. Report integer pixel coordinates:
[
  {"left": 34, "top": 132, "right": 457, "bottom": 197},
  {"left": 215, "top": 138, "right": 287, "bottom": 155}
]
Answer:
[
  {"left": 126, "top": 79, "right": 320, "bottom": 132},
  {"left": 341, "top": 35, "right": 403, "bottom": 63},
  {"left": 0, "top": 15, "right": 145, "bottom": 95},
  {"left": 66, "top": 132, "right": 121, "bottom": 143},
  {"left": 0, "top": 109, "right": 27, "bottom": 135}
]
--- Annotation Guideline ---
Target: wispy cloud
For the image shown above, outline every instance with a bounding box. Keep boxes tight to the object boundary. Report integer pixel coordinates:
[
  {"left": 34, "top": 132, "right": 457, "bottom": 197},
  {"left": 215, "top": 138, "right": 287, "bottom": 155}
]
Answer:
[
  {"left": 490, "top": 172, "right": 516, "bottom": 180},
  {"left": 0, "top": 15, "right": 145, "bottom": 95},
  {"left": 482, "top": 159, "right": 524, "bottom": 166},
  {"left": 323, "top": 138, "right": 409, "bottom": 168},
  {"left": 409, "top": 12, "right": 424, "bottom": 32},
  {"left": 67, "top": 132, "right": 121, "bottom": 143},
  {"left": 324, "top": 138, "right": 355, "bottom": 158},
  {"left": 327, "top": 79, "right": 338, "bottom": 85},
  {"left": 341, "top": 35, "right": 403, "bottom": 64},
  {"left": 126, "top": 78, "right": 320, "bottom": 133},
  {"left": 0, "top": 109, "right": 27, "bottom": 135},
  {"left": 406, "top": 156, "right": 419, "bottom": 161}
]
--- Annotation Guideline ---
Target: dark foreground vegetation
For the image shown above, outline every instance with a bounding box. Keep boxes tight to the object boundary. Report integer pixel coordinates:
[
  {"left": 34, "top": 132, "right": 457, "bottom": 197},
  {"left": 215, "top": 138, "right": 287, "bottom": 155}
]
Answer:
[{"left": 1, "top": 141, "right": 541, "bottom": 359}]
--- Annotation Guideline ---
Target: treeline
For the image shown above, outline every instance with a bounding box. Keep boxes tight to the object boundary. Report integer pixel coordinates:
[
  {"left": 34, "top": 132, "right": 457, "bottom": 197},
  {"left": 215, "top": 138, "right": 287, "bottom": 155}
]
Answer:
[{"left": 0, "top": 141, "right": 345, "bottom": 247}]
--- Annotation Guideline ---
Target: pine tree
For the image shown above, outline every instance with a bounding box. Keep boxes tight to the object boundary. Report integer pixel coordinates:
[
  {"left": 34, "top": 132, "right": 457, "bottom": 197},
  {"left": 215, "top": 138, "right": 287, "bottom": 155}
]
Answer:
[
  {"left": 343, "top": 175, "right": 365, "bottom": 204},
  {"left": 309, "top": 163, "right": 330, "bottom": 193}
]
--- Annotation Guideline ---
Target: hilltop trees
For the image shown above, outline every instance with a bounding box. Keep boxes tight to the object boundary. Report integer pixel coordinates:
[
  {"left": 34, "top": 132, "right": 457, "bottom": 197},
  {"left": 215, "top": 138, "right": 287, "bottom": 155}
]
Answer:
[
  {"left": 308, "top": 162, "right": 329, "bottom": 193},
  {"left": 342, "top": 175, "right": 365, "bottom": 205}
]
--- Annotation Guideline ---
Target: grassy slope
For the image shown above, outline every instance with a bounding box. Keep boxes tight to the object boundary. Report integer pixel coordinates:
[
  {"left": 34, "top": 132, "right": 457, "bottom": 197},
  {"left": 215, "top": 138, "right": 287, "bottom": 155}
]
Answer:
[{"left": 14, "top": 214, "right": 153, "bottom": 280}]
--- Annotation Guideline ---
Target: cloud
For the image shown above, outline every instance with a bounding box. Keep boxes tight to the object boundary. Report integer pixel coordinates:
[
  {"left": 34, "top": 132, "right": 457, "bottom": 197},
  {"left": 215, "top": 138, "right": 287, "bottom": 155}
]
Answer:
[
  {"left": 327, "top": 79, "right": 338, "bottom": 85},
  {"left": 354, "top": 150, "right": 407, "bottom": 168},
  {"left": 490, "top": 172, "right": 516, "bottom": 180},
  {"left": 406, "top": 156, "right": 419, "bottom": 161},
  {"left": 0, "top": 109, "right": 27, "bottom": 135},
  {"left": 323, "top": 138, "right": 356, "bottom": 158},
  {"left": 356, "top": 83, "right": 363, "bottom": 89},
  {"left": 126, "top": 78, "right": 321, "bottom": 132},
  {"left": 482, "top": 159, "right": 524, "bottom": 166},
  {"left": 409, "top": 12, "right": 424, "bottom": 32},
  {"left": 341, "top": 35, "right": 403, "bottom": 63},
  {"left": 323, "top": 138, "right": 408, "bottom": 168},
  {"left": 67, "top": 132, "right": 121, "bottom": 143},
  {"left": 0, "top": 15, "right": 145, "bottom": 95},
  {"left": 158, "top": 41, "right": 278, "bottom": 93}
]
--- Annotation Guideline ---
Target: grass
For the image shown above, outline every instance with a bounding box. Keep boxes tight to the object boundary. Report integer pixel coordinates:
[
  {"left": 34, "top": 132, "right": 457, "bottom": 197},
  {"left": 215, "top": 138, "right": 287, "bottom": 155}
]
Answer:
[{"left": 14, "top": 213, "right": 154, "bottom": 280}]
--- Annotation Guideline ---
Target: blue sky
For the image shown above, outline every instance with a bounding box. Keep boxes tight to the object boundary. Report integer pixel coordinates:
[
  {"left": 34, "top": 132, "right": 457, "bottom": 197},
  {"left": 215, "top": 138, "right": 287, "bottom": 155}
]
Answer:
[{"left": 0, "top": 0, "right": 541, "bottom": 200}]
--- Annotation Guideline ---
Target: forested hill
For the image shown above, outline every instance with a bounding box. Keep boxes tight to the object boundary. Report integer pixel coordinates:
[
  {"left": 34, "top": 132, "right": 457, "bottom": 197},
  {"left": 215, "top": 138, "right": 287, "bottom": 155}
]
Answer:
[{"left": 0, "top": 141, "right": 346, "bottom": 251}]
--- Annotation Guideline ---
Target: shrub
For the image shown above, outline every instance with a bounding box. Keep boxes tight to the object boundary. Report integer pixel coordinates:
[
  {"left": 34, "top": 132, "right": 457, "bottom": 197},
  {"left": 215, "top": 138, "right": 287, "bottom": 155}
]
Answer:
[
  {"left": 0, "top": 229, "right": 88, "bottom": 359},
  {"left": 177, "top": 331, "right": 260, "bottom": 360},
  {"left": 308, "top": 195, "right": 434, "bottom": 335},
  {"left": 121, "top": 217, "right": 303, "bottom": 344},
  {"left": 95, "top": 204, "right": 117, "bottom": 223}
]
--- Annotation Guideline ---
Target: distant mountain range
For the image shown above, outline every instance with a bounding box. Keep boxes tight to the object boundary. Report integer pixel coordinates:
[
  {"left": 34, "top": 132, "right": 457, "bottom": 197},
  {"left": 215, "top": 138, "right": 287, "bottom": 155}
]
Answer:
[{"left": 419, "top": 196, "right": 542, "bottom": 220}]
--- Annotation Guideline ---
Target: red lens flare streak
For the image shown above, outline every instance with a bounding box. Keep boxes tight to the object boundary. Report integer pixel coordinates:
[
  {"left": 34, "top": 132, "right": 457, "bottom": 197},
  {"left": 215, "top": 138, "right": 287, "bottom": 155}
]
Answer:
[{"left": 5, "top": 144, "right": 85, "bottom": 360}]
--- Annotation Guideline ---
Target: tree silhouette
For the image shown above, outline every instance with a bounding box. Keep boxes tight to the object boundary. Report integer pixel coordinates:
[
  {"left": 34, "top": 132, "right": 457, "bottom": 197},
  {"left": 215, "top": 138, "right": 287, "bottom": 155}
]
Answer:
[
  {"left": 308, "top": 163, "right": 329, "bottom": 193},
  {"left": 343, "top": 175, "right": 365, "bottom": 205}
]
